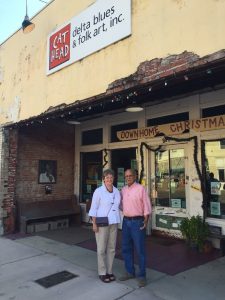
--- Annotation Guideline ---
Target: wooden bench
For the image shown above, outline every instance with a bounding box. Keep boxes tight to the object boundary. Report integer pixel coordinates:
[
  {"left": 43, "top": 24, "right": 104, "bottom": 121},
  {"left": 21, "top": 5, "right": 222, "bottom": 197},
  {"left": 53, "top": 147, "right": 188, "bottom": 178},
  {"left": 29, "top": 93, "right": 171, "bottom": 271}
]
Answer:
[
  {"left": 17, "top": 198, "right": 81, "bottom": 233},
  {"left": 208, "top": 225, "right": 225, "bottom": 255}
]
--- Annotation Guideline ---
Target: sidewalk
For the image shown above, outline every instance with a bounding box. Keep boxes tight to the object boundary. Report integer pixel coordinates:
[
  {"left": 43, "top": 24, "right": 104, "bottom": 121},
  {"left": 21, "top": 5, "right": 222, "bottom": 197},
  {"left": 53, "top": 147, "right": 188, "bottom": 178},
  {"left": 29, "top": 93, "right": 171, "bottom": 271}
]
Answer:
[{"left": 0, "top": 235, "right": 225, "bottom": 300}]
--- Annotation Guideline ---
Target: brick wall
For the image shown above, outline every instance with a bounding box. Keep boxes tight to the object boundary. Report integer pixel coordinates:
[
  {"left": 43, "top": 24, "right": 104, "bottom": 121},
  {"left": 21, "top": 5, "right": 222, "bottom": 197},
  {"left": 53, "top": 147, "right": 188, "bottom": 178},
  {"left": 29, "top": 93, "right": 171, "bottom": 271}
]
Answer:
[
  {"left": 0, "top": 128, "right": 18, "bottom": 234},
  {"left": 106, "top": 50, "right": 225, "bottom": 94},
  {"left": 0, "top": 127, "right": 4, "bottom": 234},
  {"left": 16, "top": 120, "right": 75, "bottom": 203}
]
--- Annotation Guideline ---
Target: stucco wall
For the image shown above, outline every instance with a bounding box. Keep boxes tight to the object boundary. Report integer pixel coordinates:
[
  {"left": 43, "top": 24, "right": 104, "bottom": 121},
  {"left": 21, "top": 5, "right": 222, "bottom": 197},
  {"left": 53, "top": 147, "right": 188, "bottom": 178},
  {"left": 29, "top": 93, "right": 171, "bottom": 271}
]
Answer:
[{"left": 0, "top": 0, "right": 225, "bottom": 123}]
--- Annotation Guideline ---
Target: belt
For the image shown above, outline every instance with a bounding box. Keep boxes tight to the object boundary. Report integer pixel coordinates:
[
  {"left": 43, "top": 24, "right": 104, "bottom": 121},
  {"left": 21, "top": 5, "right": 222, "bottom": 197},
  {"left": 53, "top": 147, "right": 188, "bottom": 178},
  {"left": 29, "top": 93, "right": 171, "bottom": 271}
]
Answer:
[{"left": 124, "top": 216, "right": 144, "bottom": 220}]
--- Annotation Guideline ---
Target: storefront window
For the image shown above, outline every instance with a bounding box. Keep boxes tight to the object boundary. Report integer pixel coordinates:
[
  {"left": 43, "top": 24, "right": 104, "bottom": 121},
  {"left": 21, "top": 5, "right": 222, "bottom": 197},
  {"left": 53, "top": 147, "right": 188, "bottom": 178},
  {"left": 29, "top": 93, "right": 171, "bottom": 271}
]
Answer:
[
  {"left": 82, "top": 128, "right": 103, "bottom": 145},
  {"left": 202, "top": 104, "right": 225, "bottom": 118},
  {"left": 147, "top": 112, "right": 189, "bottom": 126},
  {"left": 204, "top": 140, "right": 225, "bottom": 218},
  {"left": 80, "top": 151, "right": 102, "bottom": 202},
  {"left": 155, "top": 148, "right": 186, "bottom": 208}
]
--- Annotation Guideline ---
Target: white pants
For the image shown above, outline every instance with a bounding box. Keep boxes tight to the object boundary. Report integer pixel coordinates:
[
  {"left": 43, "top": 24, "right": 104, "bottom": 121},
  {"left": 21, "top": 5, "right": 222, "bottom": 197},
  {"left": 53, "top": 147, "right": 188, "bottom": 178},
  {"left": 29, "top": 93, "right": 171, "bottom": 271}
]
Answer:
[{"left": 95, "top": 224, "right": 118, "bottom": 275}]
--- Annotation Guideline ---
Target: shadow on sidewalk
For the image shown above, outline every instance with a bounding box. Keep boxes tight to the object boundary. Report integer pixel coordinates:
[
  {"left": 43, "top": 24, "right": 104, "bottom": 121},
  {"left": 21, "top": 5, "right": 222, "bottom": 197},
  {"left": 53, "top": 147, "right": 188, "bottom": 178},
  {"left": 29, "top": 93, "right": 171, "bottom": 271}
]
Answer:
[{"left": 5, "top": 225, "right": 222, "bottom": 276}]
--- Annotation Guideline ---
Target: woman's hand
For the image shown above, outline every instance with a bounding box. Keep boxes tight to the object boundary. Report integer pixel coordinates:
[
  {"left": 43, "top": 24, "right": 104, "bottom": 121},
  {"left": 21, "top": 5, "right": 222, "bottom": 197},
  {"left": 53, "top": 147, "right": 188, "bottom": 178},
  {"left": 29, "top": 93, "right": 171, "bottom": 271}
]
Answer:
[{"left": 92, "top": 222, "right": 99, "bottom": 233}]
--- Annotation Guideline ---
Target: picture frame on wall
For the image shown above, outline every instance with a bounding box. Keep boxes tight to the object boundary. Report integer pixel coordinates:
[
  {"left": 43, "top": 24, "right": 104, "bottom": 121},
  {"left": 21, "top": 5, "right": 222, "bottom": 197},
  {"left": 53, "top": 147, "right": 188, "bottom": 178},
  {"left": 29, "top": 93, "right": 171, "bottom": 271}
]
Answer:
[{"left": 38, "top": 160, "right": 57, "bottom": 184}]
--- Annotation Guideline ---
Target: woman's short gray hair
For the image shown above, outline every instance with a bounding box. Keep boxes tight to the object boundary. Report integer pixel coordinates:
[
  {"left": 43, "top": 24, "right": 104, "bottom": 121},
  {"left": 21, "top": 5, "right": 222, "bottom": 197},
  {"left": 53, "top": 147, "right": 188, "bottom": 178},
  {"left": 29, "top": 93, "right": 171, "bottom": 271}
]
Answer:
[{"left": 102, "top": 169, "right": 114, "bottom": 179}]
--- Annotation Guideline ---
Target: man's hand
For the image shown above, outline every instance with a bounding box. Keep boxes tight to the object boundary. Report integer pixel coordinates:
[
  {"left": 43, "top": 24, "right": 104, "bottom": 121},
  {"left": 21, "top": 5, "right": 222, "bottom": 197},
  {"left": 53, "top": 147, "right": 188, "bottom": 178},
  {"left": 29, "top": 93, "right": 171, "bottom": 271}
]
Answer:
[{"left": 140, "top": 216, "right": 149, "bottom": 230}]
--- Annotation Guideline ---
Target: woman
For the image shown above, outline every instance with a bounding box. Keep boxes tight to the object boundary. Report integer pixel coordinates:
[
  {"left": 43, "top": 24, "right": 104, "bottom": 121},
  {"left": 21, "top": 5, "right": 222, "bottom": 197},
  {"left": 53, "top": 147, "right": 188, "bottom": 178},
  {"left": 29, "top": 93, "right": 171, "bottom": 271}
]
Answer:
[{"left": 89, "top": 169, "right": 121, "bottom": 283}]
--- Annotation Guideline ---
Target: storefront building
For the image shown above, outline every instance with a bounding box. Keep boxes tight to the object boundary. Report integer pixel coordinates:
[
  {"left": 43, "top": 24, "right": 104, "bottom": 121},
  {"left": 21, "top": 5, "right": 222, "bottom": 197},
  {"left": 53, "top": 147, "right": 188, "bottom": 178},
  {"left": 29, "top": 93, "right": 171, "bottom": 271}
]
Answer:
[{"left": 1, "top": 0, "right": 225, "bottom": 245}]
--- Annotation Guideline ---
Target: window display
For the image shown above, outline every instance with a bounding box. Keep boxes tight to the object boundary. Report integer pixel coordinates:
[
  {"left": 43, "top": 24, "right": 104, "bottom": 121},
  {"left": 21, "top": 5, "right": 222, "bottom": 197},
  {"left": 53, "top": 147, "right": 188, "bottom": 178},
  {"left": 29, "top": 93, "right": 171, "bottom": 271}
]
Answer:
[
  {"left": 204, "top": 140, "right": 225, "bottom": 218},
  {"left": 154, "top": 148, "right": 186, "bottom": 208}
]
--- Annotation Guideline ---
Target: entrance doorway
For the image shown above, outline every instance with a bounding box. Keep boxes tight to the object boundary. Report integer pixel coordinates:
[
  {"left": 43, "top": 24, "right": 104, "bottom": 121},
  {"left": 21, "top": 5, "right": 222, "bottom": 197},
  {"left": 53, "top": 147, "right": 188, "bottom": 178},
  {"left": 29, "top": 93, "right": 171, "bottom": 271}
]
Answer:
[
  {"left": 111, "top": 147, "right": 137, "bottom": 190},
  {"left": 151, "top": 145, "right": 188, "bottom": 231},
  {"left": 80, "top": 151, "right": 102, "bottom": 202}
]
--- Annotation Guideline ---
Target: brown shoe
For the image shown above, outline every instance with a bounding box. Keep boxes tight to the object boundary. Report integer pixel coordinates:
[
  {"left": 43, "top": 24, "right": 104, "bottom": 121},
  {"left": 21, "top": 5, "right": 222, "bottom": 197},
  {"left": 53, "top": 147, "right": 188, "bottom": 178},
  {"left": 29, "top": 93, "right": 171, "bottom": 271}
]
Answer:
[
  {"left": 119, "top": 272, "right": 135, "bottom": 281},
  {"left": 138, "top": 278, "right": 147, "bottom": 287}
]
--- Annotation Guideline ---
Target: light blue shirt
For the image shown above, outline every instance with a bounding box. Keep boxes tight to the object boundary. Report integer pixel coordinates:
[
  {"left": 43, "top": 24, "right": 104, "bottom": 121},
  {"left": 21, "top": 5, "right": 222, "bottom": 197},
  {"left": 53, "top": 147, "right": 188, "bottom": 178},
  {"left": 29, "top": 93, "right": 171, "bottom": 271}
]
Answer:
[{"left": 89, "top": 184, "right": 121, "bottom": 225}]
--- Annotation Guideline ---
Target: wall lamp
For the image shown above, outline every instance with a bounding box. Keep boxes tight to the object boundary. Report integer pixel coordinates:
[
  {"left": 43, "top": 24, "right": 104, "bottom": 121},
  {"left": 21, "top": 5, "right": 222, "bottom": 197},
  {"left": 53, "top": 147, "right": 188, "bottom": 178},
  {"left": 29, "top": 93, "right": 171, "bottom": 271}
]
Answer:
[
  {"left": 22, "top": 0, "right": 35, "bottom": 33},
  {"left": 45, "top": 185, "right": 52, "bottom": 194}
]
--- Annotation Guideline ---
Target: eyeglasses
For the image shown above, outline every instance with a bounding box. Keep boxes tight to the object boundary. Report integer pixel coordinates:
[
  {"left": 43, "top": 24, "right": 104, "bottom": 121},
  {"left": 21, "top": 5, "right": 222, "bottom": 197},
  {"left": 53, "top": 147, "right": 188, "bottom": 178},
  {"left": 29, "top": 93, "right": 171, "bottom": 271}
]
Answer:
[{"left": 125, "top": 175, "right": 134, "bottom": 178}]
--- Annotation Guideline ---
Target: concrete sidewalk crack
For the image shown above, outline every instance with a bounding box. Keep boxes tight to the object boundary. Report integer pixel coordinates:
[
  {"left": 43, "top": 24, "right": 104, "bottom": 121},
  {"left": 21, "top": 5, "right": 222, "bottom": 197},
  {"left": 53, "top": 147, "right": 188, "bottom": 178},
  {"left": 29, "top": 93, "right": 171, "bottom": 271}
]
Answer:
[
  {"left": 0, "top": 253, "right": 44, "bottom": 267},
  {"left": 114, "top": 287, "right": 136, "bottom": 300}
]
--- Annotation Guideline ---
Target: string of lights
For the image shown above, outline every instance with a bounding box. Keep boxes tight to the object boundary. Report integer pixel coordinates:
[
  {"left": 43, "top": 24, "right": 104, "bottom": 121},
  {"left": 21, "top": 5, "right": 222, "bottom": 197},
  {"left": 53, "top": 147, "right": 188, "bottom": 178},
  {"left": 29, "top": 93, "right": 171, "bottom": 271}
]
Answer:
[{"left": 3, "top": 61, "right": 223, "bottom": 131}]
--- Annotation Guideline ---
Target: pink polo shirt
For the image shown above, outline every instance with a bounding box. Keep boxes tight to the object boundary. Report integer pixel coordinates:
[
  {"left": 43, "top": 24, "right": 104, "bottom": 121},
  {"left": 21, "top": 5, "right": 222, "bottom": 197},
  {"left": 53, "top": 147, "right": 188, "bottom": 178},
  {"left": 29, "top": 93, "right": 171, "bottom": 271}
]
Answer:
[{"left": 121, "top": 182, "right": 151, "bottom": 217}]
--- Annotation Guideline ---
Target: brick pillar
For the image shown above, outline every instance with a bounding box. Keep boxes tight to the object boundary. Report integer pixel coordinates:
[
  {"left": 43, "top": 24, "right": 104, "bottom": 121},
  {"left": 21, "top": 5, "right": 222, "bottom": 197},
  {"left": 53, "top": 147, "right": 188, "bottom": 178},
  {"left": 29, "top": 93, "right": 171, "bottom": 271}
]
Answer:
[
  {"left": 0, "top": 128, "right": 18, "bottom": 234},
  {"left": 0, "top": 127, "right": 4, "bottom": 234}
]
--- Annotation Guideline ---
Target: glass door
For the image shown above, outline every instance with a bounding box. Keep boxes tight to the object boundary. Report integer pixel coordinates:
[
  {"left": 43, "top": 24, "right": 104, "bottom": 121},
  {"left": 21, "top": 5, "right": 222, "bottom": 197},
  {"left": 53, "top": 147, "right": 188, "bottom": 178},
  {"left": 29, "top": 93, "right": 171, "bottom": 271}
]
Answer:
[
  {"left": 155, "top": 148, "right": 186, "bottom": 209},
  {"left": 151, "top": 146, "right": 187, "bottom": 230},
  {"left": 111, "top": 148, "right": 137, "bottom": 190},
  {"left": 80, "top": 151, "right": 103, "bottom": 202}
]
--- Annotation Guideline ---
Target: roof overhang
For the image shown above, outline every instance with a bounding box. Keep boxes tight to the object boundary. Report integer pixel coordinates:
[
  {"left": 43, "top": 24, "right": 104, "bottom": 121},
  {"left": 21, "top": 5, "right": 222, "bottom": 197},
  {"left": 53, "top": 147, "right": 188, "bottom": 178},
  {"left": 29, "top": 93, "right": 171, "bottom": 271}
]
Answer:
[{"left": 4, "top": 49, "right": 225, "bottom": 129}]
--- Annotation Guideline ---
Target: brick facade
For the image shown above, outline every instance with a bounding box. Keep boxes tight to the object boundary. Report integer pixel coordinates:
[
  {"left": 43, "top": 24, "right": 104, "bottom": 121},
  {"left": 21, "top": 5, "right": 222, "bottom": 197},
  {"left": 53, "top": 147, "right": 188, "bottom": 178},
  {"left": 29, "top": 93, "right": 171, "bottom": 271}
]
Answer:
[
  {"left": 16, "top": 121, "right": 75, "bottom": 204},
  {"left": 0, "top": 128, "right": 4, "bottom": 234},
  {"left": 0, "top": 128, "right": 18, "bottom": 234},
  {"left": 0, "top": 120, "right": 75, "bottom": 234},
  {"left": 106, "top": 50, "right": 225, "bottom": 94}
]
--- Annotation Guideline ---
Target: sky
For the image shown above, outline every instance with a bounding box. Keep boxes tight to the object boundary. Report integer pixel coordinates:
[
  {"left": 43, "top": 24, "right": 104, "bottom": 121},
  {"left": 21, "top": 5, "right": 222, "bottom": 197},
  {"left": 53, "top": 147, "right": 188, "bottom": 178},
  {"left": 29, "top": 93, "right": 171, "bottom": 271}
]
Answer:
[{"left": 0, "top": 0, "right": 52, "bottom": 44}]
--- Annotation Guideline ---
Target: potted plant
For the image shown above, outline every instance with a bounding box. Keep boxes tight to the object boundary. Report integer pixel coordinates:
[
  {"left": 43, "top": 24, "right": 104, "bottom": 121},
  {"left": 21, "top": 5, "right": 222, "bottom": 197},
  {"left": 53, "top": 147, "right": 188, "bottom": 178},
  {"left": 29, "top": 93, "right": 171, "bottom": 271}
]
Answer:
[{"left": 180, "top": 215, "right": 210, "bottom": 252}]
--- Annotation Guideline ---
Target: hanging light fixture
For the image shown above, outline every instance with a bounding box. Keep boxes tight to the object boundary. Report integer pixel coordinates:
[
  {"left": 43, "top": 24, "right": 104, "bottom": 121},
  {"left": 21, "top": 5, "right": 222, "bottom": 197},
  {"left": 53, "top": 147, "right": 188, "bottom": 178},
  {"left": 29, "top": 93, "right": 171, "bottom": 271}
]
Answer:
[
  {"left": 125, "top": 101, "right": 143, "bottom": 112},
  {"left": 66, "top": 120, "right": 81, "bottom": 125},
  {"left": 22, "top": 0, "right": 35, "bottom": 33}
]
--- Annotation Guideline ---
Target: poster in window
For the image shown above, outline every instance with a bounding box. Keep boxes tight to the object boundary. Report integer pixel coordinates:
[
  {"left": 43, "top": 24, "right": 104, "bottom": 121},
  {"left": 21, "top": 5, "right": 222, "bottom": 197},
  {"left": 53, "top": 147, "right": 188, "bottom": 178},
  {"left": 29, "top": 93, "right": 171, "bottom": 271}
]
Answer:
[
  {"left": 210, "top": 201, "right": 221, "bottom": 216},
  {"left": 131, "top": 159, "right": 137, "bottom": 170},
  {"left": 117, "top": 168, "right": 125, "bottom": 182},
  {"left": 171, "top": 199, "right": 181, "bottom": 208},
  {"left": 117, "top": 182, "right": 124, "bottom": 191},
  {"left": 87, "top": 184, "right": 92, "bottom": 193},
  {"left": 211, "top": 182, "right": 221, "bottom": 195}
]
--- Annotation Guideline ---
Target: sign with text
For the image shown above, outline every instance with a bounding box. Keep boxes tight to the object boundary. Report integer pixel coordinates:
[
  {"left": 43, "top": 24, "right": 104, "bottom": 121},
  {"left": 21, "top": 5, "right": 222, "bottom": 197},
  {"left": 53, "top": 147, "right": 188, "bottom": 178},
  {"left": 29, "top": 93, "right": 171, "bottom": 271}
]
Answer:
[
  {"left": 47, "top": 0, "right": 131, "bottom": 75},
  {"left": 117, "top": 115, "right": 225, "bottom": 141},
  {"left": 49, "top": 24, "right": 71, "bottom": 70}
]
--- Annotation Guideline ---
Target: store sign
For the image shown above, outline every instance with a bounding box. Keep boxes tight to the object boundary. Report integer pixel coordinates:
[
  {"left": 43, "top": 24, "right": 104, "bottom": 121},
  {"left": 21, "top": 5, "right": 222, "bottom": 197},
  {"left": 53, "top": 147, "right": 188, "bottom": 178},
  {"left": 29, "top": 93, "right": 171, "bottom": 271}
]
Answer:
[
  {"left": 49, "top": 24, "right": 71, "bottom": 70},
  {"left": 117, "top": 114, "right": 225, "bottom": 141},
  {"left": 47, "top": 0, "right": 131, "bottom": 75}
]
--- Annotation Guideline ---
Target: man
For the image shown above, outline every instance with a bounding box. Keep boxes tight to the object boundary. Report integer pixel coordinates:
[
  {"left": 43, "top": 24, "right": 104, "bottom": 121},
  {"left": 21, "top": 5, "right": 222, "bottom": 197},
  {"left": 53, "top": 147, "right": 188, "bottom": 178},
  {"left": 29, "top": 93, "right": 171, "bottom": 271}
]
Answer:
[{"left": 119, "top": 169, "right": 151, "bottom": 287}]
